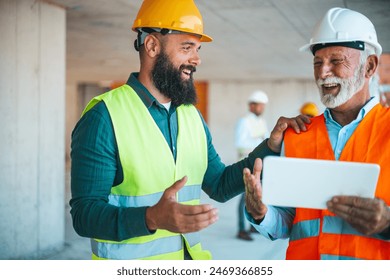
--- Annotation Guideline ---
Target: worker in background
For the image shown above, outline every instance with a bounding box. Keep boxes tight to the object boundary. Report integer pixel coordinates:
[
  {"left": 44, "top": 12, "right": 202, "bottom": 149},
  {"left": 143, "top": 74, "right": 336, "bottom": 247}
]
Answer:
[
  {"left": 69, "top": 0, "right": 308, "bottom": 260},
  {"left": 244, "top": 7, "right": 390, "bottom": 259},
  {"left": 299, "top": 102, "right": 319, "bottom": 118},
  {"left": 235, "top": 90, "right": 269, "bottom": 241}
]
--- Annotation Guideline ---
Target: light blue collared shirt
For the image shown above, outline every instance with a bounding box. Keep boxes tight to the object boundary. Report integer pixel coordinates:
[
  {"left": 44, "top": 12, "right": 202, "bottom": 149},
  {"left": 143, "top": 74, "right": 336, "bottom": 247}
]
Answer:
[{"left": 246, "top": 97, "right": 379, "bottom": 240}]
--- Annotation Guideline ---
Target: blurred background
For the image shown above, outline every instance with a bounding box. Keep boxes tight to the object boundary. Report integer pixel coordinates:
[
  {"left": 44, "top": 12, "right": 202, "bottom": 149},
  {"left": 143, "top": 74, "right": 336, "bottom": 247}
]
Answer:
[{"left": 1, "top": 0, "right": 390, "bottom": 259}]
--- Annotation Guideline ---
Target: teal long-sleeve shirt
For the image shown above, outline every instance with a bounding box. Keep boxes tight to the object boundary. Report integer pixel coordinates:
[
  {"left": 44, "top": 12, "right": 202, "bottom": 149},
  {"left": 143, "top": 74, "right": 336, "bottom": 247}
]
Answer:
[{"left": 70, "top": 73, "right": 278, "bottom": 241}]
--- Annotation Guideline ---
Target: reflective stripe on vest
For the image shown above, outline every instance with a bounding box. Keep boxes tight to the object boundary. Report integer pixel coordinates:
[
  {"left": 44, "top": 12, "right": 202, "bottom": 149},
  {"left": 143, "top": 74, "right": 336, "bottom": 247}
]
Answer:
[
  {"left": 108, "top": 184, "right": 201, "bottom": 207},
  {"left": 91, "top": 235, "right": 183, "bottom": 259},
  {"left": 323, "top": 216, "right": 389, "bottom": 240},
  {"left": 284, "top": 104, "right": 390, "bottom": 260},
  {"left": 82, "top": 85, "right": 209, "bottom": 260},
  {"left": 321, "top": 255, "right": 363, "bottom": 260},
  {"left": 90, "top": 231, "right": 202, "bottom": 260},
  {"left": 289, "top": 219, "right": 320, "bottom": 241}
]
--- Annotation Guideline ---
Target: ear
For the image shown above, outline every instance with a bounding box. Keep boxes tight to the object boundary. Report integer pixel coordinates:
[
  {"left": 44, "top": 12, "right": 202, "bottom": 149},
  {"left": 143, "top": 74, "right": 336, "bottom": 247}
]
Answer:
[
  {"left": 365, "top": 55, "right": 379, "bottom": 78},
  {"left": 143, "top": 34, "right": 161, "bottom": 58}
]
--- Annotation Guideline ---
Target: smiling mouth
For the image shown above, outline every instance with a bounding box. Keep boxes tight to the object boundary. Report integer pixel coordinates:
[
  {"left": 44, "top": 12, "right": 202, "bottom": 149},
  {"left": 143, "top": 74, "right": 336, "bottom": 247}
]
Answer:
[
  {"left": 182, "top": 69, "right": 192, "bottom": 78},
  {"left": 181, "top": 66, "right": 196, "bottom": 80},
  {"left": 322, "top": 83, "right": 340, "bottom": 93},
  {"left": 323, "top": 83, "right": 338, "bottom": 88}
]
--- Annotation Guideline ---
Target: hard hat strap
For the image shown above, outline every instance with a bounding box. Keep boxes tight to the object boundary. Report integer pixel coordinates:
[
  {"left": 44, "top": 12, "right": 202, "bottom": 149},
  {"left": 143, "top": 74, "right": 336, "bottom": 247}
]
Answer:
[{"left": 311, "top": 41, "right": 365, "bottom": 55}]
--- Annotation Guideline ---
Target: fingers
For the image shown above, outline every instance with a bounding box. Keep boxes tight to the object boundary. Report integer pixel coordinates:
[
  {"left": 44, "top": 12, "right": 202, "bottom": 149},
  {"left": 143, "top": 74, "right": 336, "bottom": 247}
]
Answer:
[
  {"left": 243, "top": 160, "right": 267, "bottom": 221},
  {"left": 146, "top": 176, "right": 219, "bottom": 233},
  {"left": 328, "top": 196, "right": 377, "bottom": 211},
  {"left": 283, "top": 115, "right": 310, "bottom": 134},
  {"left": 327, "top": 196, "right": 390, "bottom": 235},
  {"left": 162, "top": 203, "right": 218, "bottom": 233},
  {"left": 164, "top": 176, "right": 188, "bottom": 199},
  {"left": 253, "top": 158, "right": 262, "bottom": 182},
  {"left": 295, "top": 114, "right": 311, "bottom": 131},
  {"left": 175, "top": 204, "right": 219, "bottom": 233},
  {"left": 326, "top": 196, "right": 373, "bottom": 222},
  {"left": 178, "top": 203, "right": 214, "bottom": 215},
  {"left": 248, "top": 171, "right": 262, "bottom": 203},
  {"left": 147, "top": 203, "right": 218, "bottom": 233},
  {"left": 268, "top": 121, "right": 288, "bottom": 153},
  {"left": 327, "top": 199, "right": 369, "bottom": 224},
  {"left": 243, "top": 167, "right": 255, "bottom": 195},
  {"left": 268, "top": 115, "right": 311, "bottom": 153},
  {"left": 245, "top": 161, "right": 260, "bottom": 196}
]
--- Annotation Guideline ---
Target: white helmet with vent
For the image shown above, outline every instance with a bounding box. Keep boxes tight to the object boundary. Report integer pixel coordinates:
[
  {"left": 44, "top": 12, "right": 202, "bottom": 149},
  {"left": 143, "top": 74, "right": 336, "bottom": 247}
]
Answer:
[{"left": 300, "top": 7, "right": 382, "bottom": 56}]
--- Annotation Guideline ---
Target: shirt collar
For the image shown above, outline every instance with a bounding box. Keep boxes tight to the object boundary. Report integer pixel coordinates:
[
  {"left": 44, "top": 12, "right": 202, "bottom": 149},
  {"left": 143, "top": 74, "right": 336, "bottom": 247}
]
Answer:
[
  {"left": 126, "top": 72, "right": 156, "bottom": 109},
  {"left": 323, "top": 96, "right": 379, "bottom": 125}
]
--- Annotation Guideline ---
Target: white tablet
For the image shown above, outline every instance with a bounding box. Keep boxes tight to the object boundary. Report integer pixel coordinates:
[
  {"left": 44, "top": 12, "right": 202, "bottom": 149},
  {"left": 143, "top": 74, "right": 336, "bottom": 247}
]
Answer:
[{"left": 261, "top": 156, "right": 380, "bottom": 209}]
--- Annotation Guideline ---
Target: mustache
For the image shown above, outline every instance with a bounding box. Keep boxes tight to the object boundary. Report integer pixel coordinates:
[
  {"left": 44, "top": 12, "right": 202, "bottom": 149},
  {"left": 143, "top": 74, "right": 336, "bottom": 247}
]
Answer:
[{"left": 316, "top": 77, "right": 342, "bottom": 86}]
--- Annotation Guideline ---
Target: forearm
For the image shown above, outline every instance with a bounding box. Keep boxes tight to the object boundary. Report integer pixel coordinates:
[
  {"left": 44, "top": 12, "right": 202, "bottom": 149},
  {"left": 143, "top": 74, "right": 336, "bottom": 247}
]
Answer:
[
  {"left": 202, "top": 139, "right": 280, "bottom": 202},
  {"left": 248, "top": 139, "right": 280, "bottom": 171},
  {"left": 70, "top": 198, "right": 151, "bottom": 241}
]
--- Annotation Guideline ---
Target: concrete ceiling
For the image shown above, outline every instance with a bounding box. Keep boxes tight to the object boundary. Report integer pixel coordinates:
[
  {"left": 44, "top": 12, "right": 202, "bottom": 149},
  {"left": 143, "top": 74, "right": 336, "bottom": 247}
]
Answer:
[{"left": 53, "top": 0, "right": 390, "bottom": 84}]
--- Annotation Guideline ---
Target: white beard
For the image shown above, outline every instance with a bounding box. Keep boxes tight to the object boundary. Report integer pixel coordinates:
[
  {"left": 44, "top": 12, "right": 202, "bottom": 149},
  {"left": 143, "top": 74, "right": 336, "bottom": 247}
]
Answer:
[{"left": 316, "top": 64, "right": 365, "bottom": 108}]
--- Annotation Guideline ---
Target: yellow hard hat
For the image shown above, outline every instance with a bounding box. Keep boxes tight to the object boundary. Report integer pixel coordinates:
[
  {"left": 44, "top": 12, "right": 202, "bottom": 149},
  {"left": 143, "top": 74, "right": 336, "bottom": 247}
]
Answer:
[
  {"left": 132, "top": 0, "right": 212, "bottom": 42},
  {"left": 300, "top": 102, "right": 319, "bottom": 117}
]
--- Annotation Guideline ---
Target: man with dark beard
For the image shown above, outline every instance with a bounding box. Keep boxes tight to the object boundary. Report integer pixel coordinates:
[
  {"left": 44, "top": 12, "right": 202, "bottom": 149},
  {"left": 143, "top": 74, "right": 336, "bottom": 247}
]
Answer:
[
  {"left": 151, "top": 50, "right": 197, "bottom": 106},
  {"left": 69, "top": 0, "right": 307, "bottom": 260},
  {"left": 244, "top": 7, "right": 390, "bottom": 260}
]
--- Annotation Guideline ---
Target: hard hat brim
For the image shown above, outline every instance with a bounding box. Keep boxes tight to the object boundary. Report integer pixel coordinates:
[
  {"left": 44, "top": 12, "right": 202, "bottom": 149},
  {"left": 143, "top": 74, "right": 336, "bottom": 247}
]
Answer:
[
  {"left": 200, "top": 34, "right": 213, "bottom": 42},
  {"left": 132, "top": 26, "right": 213, "bottom": 43},
  {"left": 299, "top": 40, "right": 382, "bottom": 56},
  {"left": 299, "top": 43, "right": 311, "bottom": 53}
]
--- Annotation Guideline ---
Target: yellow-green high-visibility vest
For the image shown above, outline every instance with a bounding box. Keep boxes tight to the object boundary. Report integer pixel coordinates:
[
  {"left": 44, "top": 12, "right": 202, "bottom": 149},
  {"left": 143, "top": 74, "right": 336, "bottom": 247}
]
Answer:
[{"left": 82, "top": 84, "right": 211, "bottom": 260}]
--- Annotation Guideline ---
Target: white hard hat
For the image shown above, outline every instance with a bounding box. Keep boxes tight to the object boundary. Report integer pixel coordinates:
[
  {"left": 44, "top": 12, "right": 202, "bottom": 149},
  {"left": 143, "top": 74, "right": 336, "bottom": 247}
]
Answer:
[
  {"left": 248, "top": 90, "right": 268, "bottom": 104},
  {"left": 300, "top": 7, "right": 382, "bottom": 56}
]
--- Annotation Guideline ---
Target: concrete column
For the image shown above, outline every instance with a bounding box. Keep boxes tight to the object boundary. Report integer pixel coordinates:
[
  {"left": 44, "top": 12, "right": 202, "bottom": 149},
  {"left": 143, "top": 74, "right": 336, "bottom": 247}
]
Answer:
[
  {"left": 0, "top": 0, "right": 66, "bottom": 259},
  {"left": 65, "top": 82, "right": 80, "bottom": 163}
]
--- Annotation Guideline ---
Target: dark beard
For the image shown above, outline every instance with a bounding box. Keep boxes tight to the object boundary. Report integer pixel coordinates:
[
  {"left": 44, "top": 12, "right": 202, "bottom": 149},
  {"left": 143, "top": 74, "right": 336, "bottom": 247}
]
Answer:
[{"left": 151, "top": 51, "right": 197, "bottom": 106}]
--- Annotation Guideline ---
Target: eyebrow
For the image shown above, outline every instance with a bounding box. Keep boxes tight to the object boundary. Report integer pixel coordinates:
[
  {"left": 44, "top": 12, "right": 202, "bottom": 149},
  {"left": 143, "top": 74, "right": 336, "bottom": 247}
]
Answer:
[
  {"left": 181, "top": 41, "right": 201, "bottom": 51},
  {"left": 314, "top": 53, "right": 345, "bottom": 59},
  {"left": 182, "top": 41, "right": 196, "bottom": 46}
]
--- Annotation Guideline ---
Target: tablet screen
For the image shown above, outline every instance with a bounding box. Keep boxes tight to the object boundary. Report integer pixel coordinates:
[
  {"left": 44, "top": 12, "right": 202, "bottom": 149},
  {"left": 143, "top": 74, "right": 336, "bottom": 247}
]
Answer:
[{"left": 262, "top": 156, "right": 380, "bottom": 209}]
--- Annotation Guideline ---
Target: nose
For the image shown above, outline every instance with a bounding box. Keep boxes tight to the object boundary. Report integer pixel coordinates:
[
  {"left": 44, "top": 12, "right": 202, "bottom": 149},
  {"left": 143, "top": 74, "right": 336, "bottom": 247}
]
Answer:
[
  {"left": 189, "top": 50, "right": 201, "bottom": 66},
  {"left": 317, "top": 63, "right": 333, "bottom": 80}
]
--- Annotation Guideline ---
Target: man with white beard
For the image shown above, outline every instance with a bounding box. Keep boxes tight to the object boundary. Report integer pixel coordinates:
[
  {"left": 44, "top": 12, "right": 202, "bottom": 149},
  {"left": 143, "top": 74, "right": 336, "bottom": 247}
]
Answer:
[{"left": 244, "top": 7, "right": 390, "bottom": 260}]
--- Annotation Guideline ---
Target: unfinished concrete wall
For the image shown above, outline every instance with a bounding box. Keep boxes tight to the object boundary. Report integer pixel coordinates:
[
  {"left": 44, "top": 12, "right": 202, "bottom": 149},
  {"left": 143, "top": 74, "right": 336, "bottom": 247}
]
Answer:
[{"left": 0, "top": 0, "right": 66, "bottom": 259}]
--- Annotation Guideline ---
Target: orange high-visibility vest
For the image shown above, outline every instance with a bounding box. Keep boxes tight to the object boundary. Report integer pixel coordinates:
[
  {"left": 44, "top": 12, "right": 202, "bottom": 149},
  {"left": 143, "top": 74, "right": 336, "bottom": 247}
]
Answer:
[{"left": 284, "top": 103, "right": 390, "bottom": 260}]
